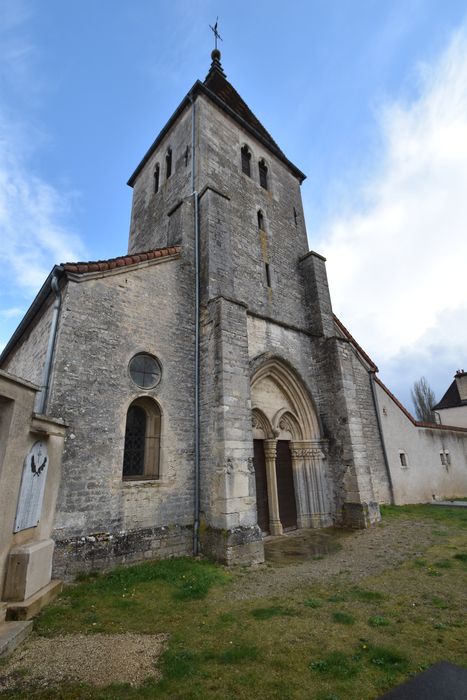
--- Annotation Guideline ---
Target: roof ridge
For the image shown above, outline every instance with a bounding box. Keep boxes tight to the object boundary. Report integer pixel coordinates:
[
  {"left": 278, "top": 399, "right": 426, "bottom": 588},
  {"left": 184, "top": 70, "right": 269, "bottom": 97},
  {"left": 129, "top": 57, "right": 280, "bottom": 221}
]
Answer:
[{"left": 62, "top": 245, "right": 181, "bottom": 274}]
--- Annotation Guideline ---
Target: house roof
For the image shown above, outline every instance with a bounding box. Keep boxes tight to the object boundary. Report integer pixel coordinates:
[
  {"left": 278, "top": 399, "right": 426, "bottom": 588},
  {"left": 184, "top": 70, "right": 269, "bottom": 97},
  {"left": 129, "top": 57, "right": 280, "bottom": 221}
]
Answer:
[
  {"left": 63, "top": 246, "right": 181, "bottom": 274},
  {"left": 127, "top": 51, "right": 306, "bottom": 187},
  {"left": 433, "top": 379, "right": 466, "bottom": 410}
]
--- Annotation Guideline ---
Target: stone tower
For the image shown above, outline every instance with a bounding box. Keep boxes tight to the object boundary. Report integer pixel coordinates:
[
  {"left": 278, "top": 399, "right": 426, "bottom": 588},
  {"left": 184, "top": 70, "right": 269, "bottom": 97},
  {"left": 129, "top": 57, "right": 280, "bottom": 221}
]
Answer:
[
  {"left": 126, "top": 50, "right": 390, "bottom": 564},
  {"left": 1, "top": 50, "right": 391, "bottom": 576}
]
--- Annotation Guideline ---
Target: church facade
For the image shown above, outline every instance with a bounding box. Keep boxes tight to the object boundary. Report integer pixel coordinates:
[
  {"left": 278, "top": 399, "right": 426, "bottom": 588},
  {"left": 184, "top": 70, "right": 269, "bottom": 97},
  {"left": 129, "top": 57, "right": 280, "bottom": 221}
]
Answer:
[{"left": 0, "top": 51, "right": 392, "bottom": 577}]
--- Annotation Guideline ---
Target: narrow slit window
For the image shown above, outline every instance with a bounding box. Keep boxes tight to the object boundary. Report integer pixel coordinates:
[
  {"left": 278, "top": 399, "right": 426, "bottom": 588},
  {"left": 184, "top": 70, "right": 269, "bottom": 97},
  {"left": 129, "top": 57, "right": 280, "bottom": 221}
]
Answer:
[
  {"left": 440, "top": 452, "right": 446, "bottom": 466},
  {"left": 259, "top": 159, "right": 268, "bottom": 189},
  {"left": 184, "top": 145, "right": 189, "bottom": 167},
  {"left": 293, "top": 207, "right": 298, "bottom": 226},
  {"left": 265, "top": 263, "right": 271, "bottom": 288},
  {"left": 166, "top": 148, "right": 172, "bottom": 179},
  {"left": 241, "top": 145, "right": 251, "bottom": 176},
  {"left": 399, "top": 452, "right": 407, "bottom": 467},
  {"left": 154, "top": 164, "right": 160, "bottom": 193},
  {"left": 257, "top": 210, "right": 264, "bottom": 230}
]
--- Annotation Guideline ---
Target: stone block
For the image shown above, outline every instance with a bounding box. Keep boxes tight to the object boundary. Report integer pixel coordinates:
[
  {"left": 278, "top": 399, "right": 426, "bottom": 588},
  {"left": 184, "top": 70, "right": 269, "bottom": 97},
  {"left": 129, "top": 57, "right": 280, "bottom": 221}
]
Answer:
[
  {"left": 3, "top": 539, "right": 54, "bottom": 602},
  {"left": 342, "top": 502, "right": 381, "bottom": 529}
]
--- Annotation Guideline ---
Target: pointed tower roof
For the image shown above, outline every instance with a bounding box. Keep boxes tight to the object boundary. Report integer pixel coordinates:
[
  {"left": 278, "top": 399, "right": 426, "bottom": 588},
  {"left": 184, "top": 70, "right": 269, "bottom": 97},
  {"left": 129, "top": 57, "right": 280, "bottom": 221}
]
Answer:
[
  {"left": 203, "top": 49, "right": 283, "bottom": 157},
  {"left": 128, "top": 51, "right": 305, "bottom": 186}
]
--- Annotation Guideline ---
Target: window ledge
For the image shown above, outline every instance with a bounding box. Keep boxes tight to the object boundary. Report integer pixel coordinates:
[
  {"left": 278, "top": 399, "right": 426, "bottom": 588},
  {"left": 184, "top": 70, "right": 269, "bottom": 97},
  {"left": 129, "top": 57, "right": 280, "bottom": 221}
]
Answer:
[{"left": 122, "top": 479, "right": 173, "bottom": 488}]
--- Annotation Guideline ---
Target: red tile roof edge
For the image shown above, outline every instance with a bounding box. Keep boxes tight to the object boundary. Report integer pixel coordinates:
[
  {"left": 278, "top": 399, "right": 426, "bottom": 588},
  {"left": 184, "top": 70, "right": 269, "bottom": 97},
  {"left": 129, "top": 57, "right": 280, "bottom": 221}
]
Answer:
[
  {"left": 333, "top": 314, "right": 378, "bottom": 372},
  {"left": 62, "top": 246, "right": 181, "bottom": 274},
  {"left": 374, "top": 376, "right": 467, "bottom": 433}
]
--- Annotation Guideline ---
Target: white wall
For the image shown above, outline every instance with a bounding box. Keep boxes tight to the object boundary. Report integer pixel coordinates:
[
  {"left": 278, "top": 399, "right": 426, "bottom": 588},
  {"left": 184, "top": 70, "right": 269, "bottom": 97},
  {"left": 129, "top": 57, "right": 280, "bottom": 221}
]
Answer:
[
  {"left": 437, "top": 405, "right": 467, "bottom": 429},
  {"left": 376, "top": 381, "right": 467, "bottom": 504}
]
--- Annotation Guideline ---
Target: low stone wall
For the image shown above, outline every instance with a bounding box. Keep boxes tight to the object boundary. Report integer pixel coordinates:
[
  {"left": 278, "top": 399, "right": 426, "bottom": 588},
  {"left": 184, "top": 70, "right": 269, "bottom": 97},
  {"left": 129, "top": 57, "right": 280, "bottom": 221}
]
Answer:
[{"left": 52, "top": 524, "right": 193, "bottom": 580}]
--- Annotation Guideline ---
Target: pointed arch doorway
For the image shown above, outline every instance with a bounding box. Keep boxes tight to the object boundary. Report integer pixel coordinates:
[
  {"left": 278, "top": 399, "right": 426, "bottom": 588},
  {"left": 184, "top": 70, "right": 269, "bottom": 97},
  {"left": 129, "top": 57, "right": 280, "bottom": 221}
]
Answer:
[{"left": 251, "top": 358, "right": 331, "bottom": 536}]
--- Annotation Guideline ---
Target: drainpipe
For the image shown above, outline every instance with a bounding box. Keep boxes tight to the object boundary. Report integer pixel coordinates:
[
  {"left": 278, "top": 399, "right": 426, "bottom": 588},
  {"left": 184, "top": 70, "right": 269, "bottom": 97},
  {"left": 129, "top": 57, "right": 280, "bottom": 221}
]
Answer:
[
  {"left": 35, "top": 270, "right": 62, "bottom": 415},
  {"left": 369, "top": 371, "right": 395, "bottom": 504},
  {"left": 190, "top": 93, "right": 201, "bottom": 555}
]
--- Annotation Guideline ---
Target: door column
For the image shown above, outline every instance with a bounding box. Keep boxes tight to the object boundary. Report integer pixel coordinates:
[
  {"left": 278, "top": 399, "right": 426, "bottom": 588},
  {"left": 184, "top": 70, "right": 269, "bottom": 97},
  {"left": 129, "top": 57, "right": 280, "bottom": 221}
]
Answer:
[
  {"left": 264, "top": 439, "right": 283, "bottom": 535},
  {"left": 290, "top": 440, "right": 331, "bottom": 528},
  {"left": 290, "top": 444, "right": 311, "bottom": 528}
]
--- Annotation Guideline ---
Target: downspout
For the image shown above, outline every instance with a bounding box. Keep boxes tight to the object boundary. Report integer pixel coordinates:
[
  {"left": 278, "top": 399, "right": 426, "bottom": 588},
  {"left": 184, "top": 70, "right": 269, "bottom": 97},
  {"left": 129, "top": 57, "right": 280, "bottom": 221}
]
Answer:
[
  {"left": 35, "top": 270, "right": 62, "bottom": 415},
  {"left": 369, "top": 371, "right": 395, "bottom": 504},
  {"left": 190, "top": 93, "right": 201, "bottom": 555}
]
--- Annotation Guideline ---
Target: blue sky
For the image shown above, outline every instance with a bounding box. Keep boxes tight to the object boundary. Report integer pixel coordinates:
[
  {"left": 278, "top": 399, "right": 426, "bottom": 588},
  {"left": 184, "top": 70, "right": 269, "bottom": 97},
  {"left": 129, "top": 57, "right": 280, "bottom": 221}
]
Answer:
[{"left": 1, "top": 0, "right": 467, "bottom": 410}]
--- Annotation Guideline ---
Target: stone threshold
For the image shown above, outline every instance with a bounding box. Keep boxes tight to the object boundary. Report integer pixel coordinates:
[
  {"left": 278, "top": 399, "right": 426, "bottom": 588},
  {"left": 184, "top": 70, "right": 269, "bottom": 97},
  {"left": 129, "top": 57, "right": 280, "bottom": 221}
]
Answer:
[
  {"left": 5, "top": 580, "right": 63, "bottom": 621},
  {"left": 0, "top": 620, "right": 33, "bottom": 657}
]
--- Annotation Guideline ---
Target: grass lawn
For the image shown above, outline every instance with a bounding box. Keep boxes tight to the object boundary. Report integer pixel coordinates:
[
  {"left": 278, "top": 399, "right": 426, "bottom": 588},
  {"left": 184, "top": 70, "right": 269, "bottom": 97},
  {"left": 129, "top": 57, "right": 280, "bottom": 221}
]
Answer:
[{"left": 1, "top": 504, "right": 466, "bottom": 699}]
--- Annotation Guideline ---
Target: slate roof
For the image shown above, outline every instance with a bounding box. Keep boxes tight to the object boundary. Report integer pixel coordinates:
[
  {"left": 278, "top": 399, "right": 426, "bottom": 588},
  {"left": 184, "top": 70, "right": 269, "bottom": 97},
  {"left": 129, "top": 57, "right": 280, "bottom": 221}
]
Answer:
[
  {"left": 127, "top": 52, "right": 306, "bottom": 186},
  {"left": 63, "top": 246, "right": 181, "bottom": 274},
  {"left": 433, "top": 379, "right": 466, "bottom": 410},
  {"left": 203, "top": 53, "right": 283, "bottom": 156}
]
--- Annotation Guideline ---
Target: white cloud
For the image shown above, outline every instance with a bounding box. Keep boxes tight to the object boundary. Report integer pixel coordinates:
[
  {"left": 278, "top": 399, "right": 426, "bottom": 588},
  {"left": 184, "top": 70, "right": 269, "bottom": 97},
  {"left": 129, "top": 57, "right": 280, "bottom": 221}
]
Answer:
[
  {"left": 0, "top": 4, "right": 85, "bottom": 301},
  {"left": 0, "top": 113, "right": 85, "bottom": 292},
  {"left": 317, "top": 27, "right": 467, "bottom": 399},
  {"left": 0, "top": 306, "right": 24, "bottom": 319}
]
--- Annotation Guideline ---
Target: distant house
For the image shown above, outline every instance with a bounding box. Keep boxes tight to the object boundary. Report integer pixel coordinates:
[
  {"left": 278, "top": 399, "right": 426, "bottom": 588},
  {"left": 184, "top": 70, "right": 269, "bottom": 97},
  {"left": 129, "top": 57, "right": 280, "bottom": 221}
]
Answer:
[{"left": 433, "top": 371, "right": 467, "bottom": 429}]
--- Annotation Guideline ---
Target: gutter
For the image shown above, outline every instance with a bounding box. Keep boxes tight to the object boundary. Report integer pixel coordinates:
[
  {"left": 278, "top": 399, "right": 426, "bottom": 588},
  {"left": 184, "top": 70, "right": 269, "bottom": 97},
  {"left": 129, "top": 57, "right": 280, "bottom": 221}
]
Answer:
[
  {"left": 190, "top": 93, "right": 201, "bottom": 556},
  {"left": 35, "top": 271, "right": 63, "bottom": 414}
]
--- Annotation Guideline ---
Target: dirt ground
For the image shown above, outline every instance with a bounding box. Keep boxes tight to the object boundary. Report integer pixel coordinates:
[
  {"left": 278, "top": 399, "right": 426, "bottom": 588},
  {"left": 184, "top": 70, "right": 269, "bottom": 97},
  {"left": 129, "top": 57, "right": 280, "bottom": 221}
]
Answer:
[
  {"left": 224, "top": 518, "right": 439, "bottom": 600},
  {"left": 0, "top": 518, "right": 441, "bottom": 690}
]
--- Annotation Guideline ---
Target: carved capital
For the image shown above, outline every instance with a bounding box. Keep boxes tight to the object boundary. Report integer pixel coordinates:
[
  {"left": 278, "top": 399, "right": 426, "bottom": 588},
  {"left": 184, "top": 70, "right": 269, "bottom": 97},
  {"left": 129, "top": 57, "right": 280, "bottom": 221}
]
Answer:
[{"left": 263, "top": 439, "right": 277, "bottom": 460}]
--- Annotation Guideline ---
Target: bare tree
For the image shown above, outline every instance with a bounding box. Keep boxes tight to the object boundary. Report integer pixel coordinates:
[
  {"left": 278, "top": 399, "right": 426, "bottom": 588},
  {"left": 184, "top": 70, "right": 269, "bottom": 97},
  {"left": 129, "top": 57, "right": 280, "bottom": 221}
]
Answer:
[{"left": 411, "top": 377, "right": 437, "bottom": 423}]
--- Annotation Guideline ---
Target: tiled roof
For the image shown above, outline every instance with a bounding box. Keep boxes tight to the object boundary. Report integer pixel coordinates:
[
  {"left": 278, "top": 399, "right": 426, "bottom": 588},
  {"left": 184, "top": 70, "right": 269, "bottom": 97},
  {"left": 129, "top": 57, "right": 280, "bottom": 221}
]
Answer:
[
  {"left": 333, "top": 315, "right": 378, "bottom": 372},
  {"left": 63, "top": 246, "right": 181, "bottom": 274}
]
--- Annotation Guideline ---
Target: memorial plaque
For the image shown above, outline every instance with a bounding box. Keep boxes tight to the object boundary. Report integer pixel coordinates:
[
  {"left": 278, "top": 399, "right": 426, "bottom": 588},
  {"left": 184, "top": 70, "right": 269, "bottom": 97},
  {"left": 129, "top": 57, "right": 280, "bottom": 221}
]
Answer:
[{"left": 14, "top": 440, "right": 49, "bottom": 533}]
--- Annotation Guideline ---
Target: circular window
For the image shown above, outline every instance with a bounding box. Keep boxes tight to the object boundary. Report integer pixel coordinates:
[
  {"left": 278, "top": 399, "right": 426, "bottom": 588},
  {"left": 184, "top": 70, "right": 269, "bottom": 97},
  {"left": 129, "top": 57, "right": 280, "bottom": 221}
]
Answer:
[{"left": 129, "top": 353, "right": 161, "bottom": 389}]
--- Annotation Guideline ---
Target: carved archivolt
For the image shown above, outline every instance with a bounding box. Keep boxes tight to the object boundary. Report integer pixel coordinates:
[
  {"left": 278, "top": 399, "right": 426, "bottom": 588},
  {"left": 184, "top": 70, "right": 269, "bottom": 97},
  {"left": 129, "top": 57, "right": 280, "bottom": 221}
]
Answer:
[
  {"left": 251, "top": 408, "right": 273, "bottom": 439},
  {"left": 275, "top": 409, "right": 302, "bottom": 440},
  {"left": 251, "top": 358, "right": 321, "bottom": 440}
]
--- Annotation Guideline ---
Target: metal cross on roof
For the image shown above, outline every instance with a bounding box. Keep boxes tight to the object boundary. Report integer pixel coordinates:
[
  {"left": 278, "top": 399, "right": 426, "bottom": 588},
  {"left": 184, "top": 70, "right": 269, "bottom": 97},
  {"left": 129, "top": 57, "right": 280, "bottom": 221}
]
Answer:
[{"left": 209, "top": 17, "right": 223, "bottom": 50}]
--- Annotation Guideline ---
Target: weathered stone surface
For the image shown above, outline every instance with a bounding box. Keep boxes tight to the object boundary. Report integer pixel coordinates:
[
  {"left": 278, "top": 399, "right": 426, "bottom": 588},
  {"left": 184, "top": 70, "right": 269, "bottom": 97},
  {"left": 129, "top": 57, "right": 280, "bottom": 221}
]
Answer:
[{"left": 3, "top": 539, "right": 55, "bottom": 602}]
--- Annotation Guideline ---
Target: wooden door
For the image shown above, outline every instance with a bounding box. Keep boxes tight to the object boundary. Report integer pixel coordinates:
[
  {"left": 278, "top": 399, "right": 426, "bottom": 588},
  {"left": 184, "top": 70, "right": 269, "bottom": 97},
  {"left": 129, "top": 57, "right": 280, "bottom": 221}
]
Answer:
[
  {"left": 253, "top": 440, "right": 270, "bottom": 533},
  {"left": 276, "top": 440, "right": 297, "bottom": 530}
]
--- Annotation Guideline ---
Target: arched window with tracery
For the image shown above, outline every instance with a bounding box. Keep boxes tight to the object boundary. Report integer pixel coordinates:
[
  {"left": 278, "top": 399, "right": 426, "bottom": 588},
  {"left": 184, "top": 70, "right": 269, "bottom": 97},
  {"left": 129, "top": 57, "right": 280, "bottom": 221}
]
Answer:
[
  {"left": 259, "top": 159, "right": 268, "bottom": 189},
  {"left": 241, "top": 145, "right": 251, "bottom": 176},
  {"left": 122, "top": 398, "right": 161, "bottom": 480}
]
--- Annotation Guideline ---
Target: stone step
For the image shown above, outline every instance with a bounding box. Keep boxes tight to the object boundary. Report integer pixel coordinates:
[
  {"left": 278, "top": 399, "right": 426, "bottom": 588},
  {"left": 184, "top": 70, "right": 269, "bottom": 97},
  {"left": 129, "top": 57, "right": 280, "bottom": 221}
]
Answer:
[
  {"left": 6, "top": 580, "right": 63, "bottom": 621},
  {"left": 0, "top": 621, "right": 33, "bottom": 657},
  {"left": 0, "top": 602, "right": 7, "bottom": 623}
]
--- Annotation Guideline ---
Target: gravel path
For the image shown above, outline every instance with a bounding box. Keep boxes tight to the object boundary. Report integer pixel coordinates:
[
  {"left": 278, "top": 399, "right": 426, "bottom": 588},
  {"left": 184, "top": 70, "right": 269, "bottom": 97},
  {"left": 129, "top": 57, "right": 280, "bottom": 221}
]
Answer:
[
  {"left": 223, "top": 519, "right": 440, "bottom": 600},
  {"left": 0, "top": 632, "right": 168, "bottom": 690}
]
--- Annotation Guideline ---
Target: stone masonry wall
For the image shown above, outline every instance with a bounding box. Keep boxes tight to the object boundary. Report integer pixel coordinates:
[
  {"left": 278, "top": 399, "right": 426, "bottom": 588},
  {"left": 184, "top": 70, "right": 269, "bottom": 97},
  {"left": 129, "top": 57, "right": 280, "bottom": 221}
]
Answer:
[
  {"left": 2, "top": 295, "right": 55, "bottom": 387},
  {"left": 196, "top": 95, "right": 311, "bottom": 331},
  {"left": 127, "top": 106, "right": 194, "bottom": 254},
  {"left": 47, "top": 251, "right": 196, "bottom": 568}
]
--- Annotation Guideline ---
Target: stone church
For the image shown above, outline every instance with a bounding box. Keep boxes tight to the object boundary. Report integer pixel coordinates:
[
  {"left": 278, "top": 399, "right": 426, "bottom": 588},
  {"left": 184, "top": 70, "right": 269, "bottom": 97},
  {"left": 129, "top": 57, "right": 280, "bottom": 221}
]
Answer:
[{"left": 0, "top": 50, "right": 392, "bottom": 577}]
